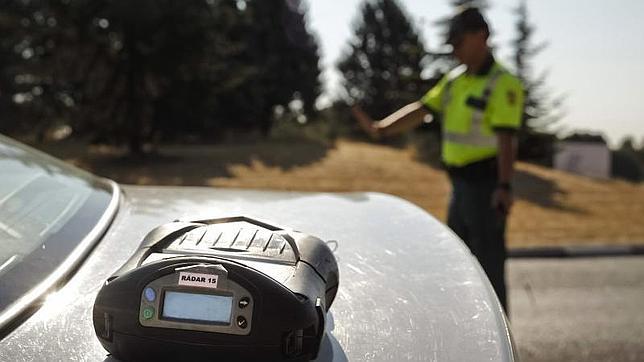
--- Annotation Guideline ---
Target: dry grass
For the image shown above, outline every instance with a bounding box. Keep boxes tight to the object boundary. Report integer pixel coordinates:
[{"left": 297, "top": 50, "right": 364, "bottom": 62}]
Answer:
[{"left": 40, "top": 139, "right": 644, "bottom": 248}]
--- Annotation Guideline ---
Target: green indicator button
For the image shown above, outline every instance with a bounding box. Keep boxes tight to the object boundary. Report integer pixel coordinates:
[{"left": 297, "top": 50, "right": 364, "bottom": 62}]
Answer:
[{"left": 142, "top": 307, "right": 155, "bottom": 320}]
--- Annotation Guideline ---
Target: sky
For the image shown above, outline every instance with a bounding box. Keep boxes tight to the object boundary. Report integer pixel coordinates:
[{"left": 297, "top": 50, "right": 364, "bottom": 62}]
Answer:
[{"left": 306, "top": 0, "right": 644, "bottom": 147}]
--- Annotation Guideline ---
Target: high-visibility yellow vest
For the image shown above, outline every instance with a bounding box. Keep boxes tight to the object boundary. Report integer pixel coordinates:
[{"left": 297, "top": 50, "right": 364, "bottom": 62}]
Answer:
[{"left": 421, "top": 59, "right": 524, "bottom": 167}]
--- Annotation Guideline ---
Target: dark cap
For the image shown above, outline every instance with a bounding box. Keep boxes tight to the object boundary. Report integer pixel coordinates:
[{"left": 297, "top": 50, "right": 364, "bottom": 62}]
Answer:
[{"left": 446, "top": 7, "right": 489, "bottom": 45}]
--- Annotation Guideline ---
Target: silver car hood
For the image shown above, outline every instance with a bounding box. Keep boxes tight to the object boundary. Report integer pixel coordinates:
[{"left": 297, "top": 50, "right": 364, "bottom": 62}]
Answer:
[{"left": 0, "top": 185, "right": 513, "bottom": 361}]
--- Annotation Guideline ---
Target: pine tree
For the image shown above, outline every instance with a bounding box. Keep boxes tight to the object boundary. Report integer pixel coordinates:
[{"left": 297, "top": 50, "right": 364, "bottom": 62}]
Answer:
[
  {"left": 511, "top": 0, "right": 563, "bottom": 131},
  {"left": 0, "top": 0, "right": 255, "bottom": 151},
  {"left": 614, "top": 135, "right": 642, "bottom": 182},
  {"left": 337, "top": 0, "right": 429, "bottom": 120},
  {"left": 450, "top": 0, "right": 488, "bottom": 7},
  {"left": 0, "top": 6, "right": 21, "bottom": 135},
  {"left": 619, "top": 136, "right": 637, "bottom": 153},
  {"left": 0, "top": 1, "right": 69, "bottom": 139},
  {"left": 239, "top": 0, "right": 322, "bottom": 136},
  {"left": 0, "top": 0, "right": 321, "bottom": 149},
  {"left": 510, "top": 0, "right": 564, "bottom": 161}
]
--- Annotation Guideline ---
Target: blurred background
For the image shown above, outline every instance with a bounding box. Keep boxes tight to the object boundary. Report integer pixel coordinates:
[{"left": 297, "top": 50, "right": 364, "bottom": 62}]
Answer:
[{"left": 1, "top": 0, "right": 643, "bottom": 360}]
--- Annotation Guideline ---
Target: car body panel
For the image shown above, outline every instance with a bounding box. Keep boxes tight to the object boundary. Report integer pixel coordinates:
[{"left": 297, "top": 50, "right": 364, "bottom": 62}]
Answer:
[{"left": 0, "top": 185, "right": 513, "bottom": 361}]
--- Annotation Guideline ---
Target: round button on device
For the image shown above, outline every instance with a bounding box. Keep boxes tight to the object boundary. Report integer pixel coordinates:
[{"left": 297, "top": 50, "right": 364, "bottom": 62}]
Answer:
[
  {"left": 236, "top": 316, "right": 248, "bottom": 329},
  {"left": 142, "top": 307, "right": 155, "bottom": 320},
  {"left": 144, "top": 287, "right": 156, "bottom": 302},
  {"left": 238, "top": 297, "right": 250, "bottom": 309}
]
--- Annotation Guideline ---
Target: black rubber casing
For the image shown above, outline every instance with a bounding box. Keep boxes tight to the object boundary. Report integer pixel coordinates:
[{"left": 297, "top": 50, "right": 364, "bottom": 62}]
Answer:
[{"left": 92, "top": 217, "right": 339, "bottom": 362}]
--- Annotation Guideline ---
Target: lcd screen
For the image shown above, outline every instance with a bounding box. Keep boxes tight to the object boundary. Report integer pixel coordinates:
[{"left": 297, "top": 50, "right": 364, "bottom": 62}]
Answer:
[{"left": 162, "top": 291, "right": 232, "bottom": 323}]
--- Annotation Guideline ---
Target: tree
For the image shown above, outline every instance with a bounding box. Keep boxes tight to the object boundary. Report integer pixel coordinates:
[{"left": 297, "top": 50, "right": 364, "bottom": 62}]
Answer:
[
  {"left": 448, "top": 0, "right": 488, "bottom": 8},
  {"left": 231, "top": 0, "right": 321, "bottom": 136},
  {"left": 0, "top": 0, "right": 321, "bottom": 151},
  {"left": 0, "top": 1, "right": 64, "bottom": 138},
  {"left": 613, "top": 135, "right": 642, "bottom": 182},
  {"left": 619, "top": 136, "right": 637, "bottom": 153},
  {"left": 511, "top": 0, "right": 565, "bottom": 161},
  {"left": 0, "top": 11, "right": 18, "bottom": 134},
  {"left": 338, "top": 0, "right": 429, "bottom": 120},
  {"left": 0, "top": 0, "right": 253, "bottom": 151},
  {"left": 511, "top": 0, "right": 563, "bottom": 132},
  {"left": 151, "top": 0, "right": 256, "bottom": 141}
]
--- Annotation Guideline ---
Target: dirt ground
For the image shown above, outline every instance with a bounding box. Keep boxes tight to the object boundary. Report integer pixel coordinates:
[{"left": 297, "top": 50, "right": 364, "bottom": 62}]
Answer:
[{"left": 39, "top": 139, "right": 644, "bottom": 248}]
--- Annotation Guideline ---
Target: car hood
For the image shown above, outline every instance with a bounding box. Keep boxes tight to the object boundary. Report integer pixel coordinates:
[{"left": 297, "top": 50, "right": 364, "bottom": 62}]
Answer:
[{"left": 0, "top": 185, "right": 513, "bottom": 361}]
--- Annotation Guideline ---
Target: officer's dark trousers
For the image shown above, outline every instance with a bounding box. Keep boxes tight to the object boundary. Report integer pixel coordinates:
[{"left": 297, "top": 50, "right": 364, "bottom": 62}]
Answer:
[{"left": 447, "top": 176, "right": 507, "bottom": 310}]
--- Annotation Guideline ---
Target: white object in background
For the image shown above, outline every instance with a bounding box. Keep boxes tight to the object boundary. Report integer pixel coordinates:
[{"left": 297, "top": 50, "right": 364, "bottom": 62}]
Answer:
[{"left": 554, "top": 141, "right": 611, "bottom": 179}]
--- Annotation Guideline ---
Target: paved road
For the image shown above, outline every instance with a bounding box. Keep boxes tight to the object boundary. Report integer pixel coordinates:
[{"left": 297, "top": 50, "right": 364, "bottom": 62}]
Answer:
[{"left": 508, "top": 256, "right": 644, "bottom": 362}]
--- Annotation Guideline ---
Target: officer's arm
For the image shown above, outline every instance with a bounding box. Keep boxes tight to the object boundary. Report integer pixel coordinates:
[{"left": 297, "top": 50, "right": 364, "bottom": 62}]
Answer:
[
  {"left": 496, "top": 131, "right": 517, "bottom": 185},
  {"left": 352, "top": 102, "right": 430, "bottom": 139},
  {"left": 493, "top": 131, "right": 517, "bottom": 214},
  {"left": 490, "top": 74, "right": 523, "bottom": 189}
]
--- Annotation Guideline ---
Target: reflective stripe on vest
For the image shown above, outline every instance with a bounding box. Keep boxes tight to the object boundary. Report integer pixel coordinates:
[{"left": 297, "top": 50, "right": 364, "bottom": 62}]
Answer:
[
  {"left": 441, "top": 66, "right": 465, "bottom": 111},
  {"left": 442, "top": 68, "right": 505, "bottom": 148}
]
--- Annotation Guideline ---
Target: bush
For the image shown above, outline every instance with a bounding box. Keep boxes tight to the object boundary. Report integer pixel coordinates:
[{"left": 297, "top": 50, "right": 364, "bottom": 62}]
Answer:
[{"left": 611, "top": 150, "right": 642, "bottom": 182}]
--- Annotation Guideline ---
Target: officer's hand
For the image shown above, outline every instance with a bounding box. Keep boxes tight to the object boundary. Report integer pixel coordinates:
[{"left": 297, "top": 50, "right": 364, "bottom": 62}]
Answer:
[
  {"left": 492, "top": 188, "right": 513, "bottom": 216},
  {"left": 351, "top": 105, "right": 381, "bottom": 140}
]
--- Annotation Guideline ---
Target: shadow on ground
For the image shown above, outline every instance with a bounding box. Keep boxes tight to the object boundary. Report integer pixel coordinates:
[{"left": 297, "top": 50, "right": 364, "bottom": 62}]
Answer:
[
  {"left": 39, "top": 138, "right": 585, "bottom": 214},
  {"left": 37, "top": 139, "right": 334, "bottom": 186},
  {"left": 513, "top": 169, "right": 586, "bottom": 214},
  {"left": 411, "top": 134, "right": 586, "bottom": 213}
]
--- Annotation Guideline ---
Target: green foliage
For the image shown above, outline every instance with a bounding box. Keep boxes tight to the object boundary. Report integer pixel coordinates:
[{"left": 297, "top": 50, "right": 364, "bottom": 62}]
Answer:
[
  {"left": 511, "top": 0, "right": 564, "bottom": 161},
  {"left": 511, "top": 0, "right": 563, "bottom": 131},
  {"left": 612, "top": 136, "right": 643, "bottom": 182},
  {"left": 0, "top": 0, "right": 321, "bottom": 153},
  {"left": 337, "top": 0, "right": 430, "bottom": 119},
  {"left": 0, "top": 0, "right": 62, "bottom": 138},
  {"left": 618, "top": 136, "right": 637, "bottom": 153},
  {"left": 236, "top": 0, "right": 321, "bottom": 135},
  {"left": 269, "top": 113, "right": 336, "bottom": 145},
  {"left": 561, "top": 132, "right": 607, "bottom": 145},
  {"left": 449, "top": 0, "right": 488, "bottom": 8},
  {"left": 612, "top": 151, "right": 642, "bottom": 182}
]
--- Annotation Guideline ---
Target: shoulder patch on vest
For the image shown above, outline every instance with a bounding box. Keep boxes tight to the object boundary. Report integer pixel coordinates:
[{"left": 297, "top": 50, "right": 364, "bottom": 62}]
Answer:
[{"left": 507, "top": 90, "right": 517, "bottom": 106}]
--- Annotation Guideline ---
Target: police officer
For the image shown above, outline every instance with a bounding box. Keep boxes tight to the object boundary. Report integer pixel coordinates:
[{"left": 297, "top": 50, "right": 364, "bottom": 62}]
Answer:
[{"left": 352, "top": 7, "right": 524, "bottom": 310}]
